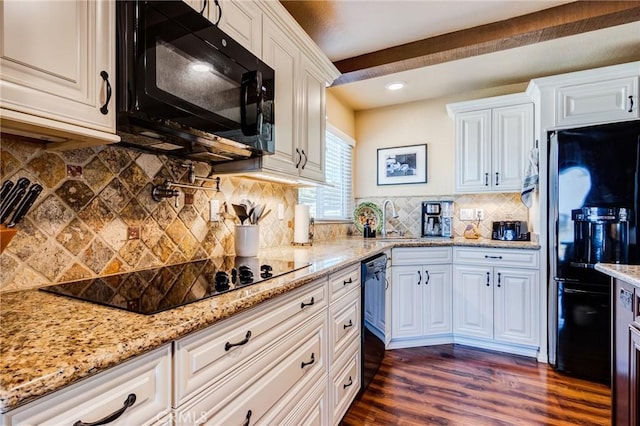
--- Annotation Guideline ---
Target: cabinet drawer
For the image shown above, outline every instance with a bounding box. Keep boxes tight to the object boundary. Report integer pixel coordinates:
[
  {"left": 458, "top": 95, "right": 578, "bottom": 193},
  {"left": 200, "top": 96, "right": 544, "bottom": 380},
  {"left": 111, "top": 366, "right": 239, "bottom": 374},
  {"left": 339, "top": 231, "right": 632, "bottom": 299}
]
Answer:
[
  {"left": 453, "top": 247, "right": 539, "bottom": 268},
  {"left": 266, "top": 377, "right": 328, "bottom": 426},
  {"left": 177, "top": 313, "right": 327, "bottom": 425},
  {"left": 329, "top": 263, "right": 360, "bottom": 301},
  {"left": 392, "top": 247, "right": 452, "bottom": 266},
  {"left": 174, "top": 278, "right": 327, "bottom": 406},
  {"left": 329, "top": 287, "right": 361, "bottom": 364},
  {"left": 2, "top": 345, "right": 171, "bottom": 426},
  {"left": 329, "top": 341, "right": 360, "bottom": 425}
]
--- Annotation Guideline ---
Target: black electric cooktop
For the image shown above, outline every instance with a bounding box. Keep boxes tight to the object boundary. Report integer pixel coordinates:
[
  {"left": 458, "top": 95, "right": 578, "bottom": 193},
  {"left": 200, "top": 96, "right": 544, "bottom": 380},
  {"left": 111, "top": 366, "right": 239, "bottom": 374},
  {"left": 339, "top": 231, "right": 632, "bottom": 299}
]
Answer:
[{"left": 41, "top": 257, "right": 310, "bottom": 315}]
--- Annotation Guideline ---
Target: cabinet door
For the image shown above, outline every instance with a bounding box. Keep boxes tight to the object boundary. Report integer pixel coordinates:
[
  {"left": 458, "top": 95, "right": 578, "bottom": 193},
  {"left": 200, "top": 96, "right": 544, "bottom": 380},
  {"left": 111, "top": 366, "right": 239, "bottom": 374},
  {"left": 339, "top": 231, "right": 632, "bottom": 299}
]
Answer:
[
  {"left": 261, "top": 17, "right": 300, "bottom": 175},
  {"left": 630, "top": 326, "right": 640, "bottom": 426},
  {"left": 216, "top": 0, "right": 262, "bottom": 56},
  {"left": 493, "top": 268, "right": 538, "bottom": 346},
  {"left": 298, "top": 57, "right": 326, "bottom": 182},
  {"left": 391, "top": 266, "right": 423, "bottom": 339},
  {"left": 423, "top": 264, "right": 453, "bottom": 335},
  {"left": 0, "top": 0, "right": 115, "bottom": 133},
  {"left": 385, "top": 264, "right": 392, "bottom": 346},
  {"left": 492, "top": 103, "right": 533, "bottom": 192},
  {"left": 455, "top": 110, "right": 491, "bottom": 193},
  {"left": 556, "top": 76, "right": 639, "bottom": 127},
  {"left": 452, "top": 265, "right": 493, "bottom": 339}
]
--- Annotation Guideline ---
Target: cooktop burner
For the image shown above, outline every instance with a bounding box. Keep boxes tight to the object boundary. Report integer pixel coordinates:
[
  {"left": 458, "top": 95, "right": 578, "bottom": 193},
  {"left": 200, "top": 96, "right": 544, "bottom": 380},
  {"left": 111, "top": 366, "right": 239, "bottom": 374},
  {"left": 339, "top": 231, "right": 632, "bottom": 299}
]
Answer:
[{"left": 41, "top": 257, "right": 310, "bottom": 315}]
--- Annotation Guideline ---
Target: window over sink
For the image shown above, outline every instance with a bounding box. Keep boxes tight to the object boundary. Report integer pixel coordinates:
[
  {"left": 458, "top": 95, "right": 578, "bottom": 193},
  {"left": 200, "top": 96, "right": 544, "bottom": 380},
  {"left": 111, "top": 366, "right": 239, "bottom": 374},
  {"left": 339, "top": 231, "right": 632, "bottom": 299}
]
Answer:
[{"left": 298, "top": 125, "right": 354, "bottom": 221}]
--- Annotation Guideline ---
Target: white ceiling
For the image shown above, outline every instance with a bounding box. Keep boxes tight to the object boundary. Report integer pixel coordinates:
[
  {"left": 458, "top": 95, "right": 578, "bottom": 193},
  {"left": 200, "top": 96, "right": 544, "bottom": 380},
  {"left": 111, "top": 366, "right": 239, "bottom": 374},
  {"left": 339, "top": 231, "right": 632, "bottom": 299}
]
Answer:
[
  {"left": 328, "top": 21, "right": 640, "bottom": 111},
  {"left": 286, "top": 1, "right": 640, "bottom": 111},
  {"left": 311, "top": 0, "right": 574, "bottom": 62}
]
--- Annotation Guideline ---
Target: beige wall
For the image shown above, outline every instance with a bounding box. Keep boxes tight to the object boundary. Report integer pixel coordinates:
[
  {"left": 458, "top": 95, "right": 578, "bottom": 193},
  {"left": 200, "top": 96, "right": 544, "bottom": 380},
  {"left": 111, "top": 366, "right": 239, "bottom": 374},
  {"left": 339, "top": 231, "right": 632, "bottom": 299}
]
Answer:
[
  {"left": 326, "top": 91, "right": 356, "bottom": 141},
  {"left": 352, "top": 82, "right": 528, "bottom": 198}
]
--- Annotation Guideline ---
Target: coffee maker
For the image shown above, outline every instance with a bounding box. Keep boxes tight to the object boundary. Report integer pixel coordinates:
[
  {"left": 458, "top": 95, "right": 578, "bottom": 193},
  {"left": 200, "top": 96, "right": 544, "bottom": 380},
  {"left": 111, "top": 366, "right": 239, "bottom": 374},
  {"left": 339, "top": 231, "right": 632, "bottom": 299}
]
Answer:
[{"left": 421, "top": 201, "right": 454, "bottom": 238}]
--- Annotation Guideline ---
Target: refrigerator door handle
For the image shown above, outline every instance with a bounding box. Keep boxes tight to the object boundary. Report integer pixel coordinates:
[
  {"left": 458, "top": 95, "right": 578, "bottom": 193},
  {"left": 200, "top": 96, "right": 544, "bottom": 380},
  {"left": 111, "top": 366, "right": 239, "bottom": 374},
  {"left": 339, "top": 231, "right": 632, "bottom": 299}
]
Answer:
[{"left": 554, "top": 277, "right": 581, "bottom": 282}]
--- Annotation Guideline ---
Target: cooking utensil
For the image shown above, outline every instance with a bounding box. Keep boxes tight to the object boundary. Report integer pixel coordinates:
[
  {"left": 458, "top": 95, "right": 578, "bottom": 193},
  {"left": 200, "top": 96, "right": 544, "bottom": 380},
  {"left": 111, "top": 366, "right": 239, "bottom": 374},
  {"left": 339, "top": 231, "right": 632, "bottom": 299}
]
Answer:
[
  {"left": 232, "top": 204, "right": 249, "bottom": 224},
  {"left": 0, "top": 177, "right": 29, "bottom": 215},
  {"left": 6, "top": 184, "right": 43, "bottom": 228},
  {"left": 0, "top": 180, "right": 14, "bottom": 202},
  {"left": 256, "top": 208, "right": 271, "bottom": 224},
  {"left": 0, "top": 177, "right": 30, "bottom": 224},
  {"left": 250, "top": 204, "right": 265, "bottom": 225}
]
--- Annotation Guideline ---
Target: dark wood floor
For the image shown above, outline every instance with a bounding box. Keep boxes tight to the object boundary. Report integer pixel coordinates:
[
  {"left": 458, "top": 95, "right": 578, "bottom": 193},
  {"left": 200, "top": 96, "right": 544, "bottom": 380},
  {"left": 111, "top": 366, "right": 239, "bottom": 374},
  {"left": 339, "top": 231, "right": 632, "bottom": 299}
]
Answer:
[{"left": 341, "top": 344, "right": 611, "bottom": 426}]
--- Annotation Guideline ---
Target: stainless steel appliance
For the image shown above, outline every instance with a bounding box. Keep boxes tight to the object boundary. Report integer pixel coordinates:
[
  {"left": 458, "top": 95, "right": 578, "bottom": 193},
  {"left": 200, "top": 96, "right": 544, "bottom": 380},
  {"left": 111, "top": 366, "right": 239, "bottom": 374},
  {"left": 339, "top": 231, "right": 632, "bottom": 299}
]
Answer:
[
  {"left": 421, "top": 201, "right": 454, "bottom": 237},
  {"left": 491, "top": 221, "right": 530, "bottom": 241},
  {"left": 42, "top": 257, "right": 309, "bottom": 314},
  {"left": 548, "top": 120, "right": 640, "bottom": 383},
  {"left": 360, "top": 253, "right": 387, "bottom": 396},
  {"left": 116, "top": 1, "right": 274, "bottom": 164}
]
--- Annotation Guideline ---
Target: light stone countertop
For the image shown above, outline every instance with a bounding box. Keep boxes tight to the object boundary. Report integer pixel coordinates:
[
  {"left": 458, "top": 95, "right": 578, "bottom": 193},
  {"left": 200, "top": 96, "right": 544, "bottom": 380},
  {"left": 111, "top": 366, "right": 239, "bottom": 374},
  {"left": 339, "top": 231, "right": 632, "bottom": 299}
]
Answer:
[
  {"left": 595, "top": 263, "right": 640, "bottom": 287},
  {"left": 0, "top": 237, "right": 539, "bottom": 413}
]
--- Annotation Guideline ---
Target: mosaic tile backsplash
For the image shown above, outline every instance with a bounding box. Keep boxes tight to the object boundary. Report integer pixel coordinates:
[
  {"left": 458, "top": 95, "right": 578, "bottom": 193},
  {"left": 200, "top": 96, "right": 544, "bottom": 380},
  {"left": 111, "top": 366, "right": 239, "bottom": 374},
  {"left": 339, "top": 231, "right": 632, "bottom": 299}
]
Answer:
[
  {"left": 0, "top": 134, "right": 346, "bottom": 293},
  {"left": 355, "top": 193, "right": 531, "bottom": 239}
]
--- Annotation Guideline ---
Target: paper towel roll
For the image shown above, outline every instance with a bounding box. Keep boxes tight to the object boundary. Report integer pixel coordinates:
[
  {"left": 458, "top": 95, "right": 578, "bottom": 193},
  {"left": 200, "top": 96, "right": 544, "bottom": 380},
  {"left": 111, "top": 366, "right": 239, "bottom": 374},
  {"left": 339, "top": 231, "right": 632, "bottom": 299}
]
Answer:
[{"left": 294, "top": 204, "right": 310, "bottom": 244}]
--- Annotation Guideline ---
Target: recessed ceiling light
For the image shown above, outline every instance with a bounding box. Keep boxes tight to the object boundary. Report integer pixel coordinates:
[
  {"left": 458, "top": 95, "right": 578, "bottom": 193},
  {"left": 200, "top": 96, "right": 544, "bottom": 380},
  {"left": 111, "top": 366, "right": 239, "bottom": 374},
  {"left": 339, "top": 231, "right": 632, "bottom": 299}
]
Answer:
[
  {"left": 385, "top": 81, "right": 405, "bottom": 91},
  {"left": 191, "top": 63, "right": 211, "bottom": 72}
]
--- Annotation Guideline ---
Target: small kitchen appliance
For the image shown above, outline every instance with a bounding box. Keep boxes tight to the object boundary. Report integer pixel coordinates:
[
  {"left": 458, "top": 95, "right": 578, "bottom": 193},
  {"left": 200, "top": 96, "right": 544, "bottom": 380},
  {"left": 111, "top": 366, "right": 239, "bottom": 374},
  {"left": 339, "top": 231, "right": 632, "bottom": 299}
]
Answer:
[
  {"left": 491, "top": 221, "right": 531, "bottom": 241},
  {"left": 116, "top": 1, "right": 275, "bottom": 164},
  {"left": 421, "top": 201, "right": 453, "bottom": 237}
]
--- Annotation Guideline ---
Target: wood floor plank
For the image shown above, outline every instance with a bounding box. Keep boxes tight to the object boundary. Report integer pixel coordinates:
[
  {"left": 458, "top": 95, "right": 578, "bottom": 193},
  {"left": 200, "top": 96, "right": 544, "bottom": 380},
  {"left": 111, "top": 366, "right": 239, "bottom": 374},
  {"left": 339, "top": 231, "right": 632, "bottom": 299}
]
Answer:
[{"left": 341, "top": 344, "right": 610, "bottom": 426}]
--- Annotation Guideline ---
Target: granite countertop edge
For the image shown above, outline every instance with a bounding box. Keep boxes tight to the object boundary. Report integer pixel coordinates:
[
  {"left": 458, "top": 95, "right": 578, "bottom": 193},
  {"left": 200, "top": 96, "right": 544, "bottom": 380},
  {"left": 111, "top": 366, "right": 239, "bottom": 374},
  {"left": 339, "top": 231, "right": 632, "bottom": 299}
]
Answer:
[
  {"left": 595, "top": 263, "right": 640, "bottom": 287},
  {"left": 0, "top": 237, "right": 539, "bottom": 413}
]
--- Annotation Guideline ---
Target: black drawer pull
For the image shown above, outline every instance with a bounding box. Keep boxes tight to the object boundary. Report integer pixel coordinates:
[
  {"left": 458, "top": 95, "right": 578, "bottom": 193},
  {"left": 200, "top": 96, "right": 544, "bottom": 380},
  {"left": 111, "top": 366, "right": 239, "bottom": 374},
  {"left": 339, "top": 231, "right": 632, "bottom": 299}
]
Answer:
[
  {"left": 344, "top": 319, "right": 353, "bottom": 329},
  {"left": 629, "top": 95, "right": 634, "bottom": 113},
  {"left": 424, "top": 270, "right": 430, "bottom": 285},
  {"left": 73, "top": 393, "right": 136, "bottom": 426},
  {"left": 225, "top": 330, "right": 252, "bottom": 351},
  {"left": 484, "top": 173, "right": 489, "bottom": 186},
  {"left": 497, "top": 272, "right": 501, "bottom": 287},
  {"left": 242, "top": 410, "right": 252, "bottom": 426},
  {"left": 99, "top": 71, "right": 112, "bottom": 115},
  {"left": 301, "top": 352, "right": 315, "bottom": 368},
  {"left": 484, "top": 255, "right": 503, "bottom": 259},
  {"left": 301, "top": 297, "right": 315, "bottom": 309},
  {"left": 343, "top": 277, "right": 353, "bottom": 286},
  {"left": 343, "top": 376, "right": 353, "bottom": 389},
  {"left": 417, "top": 270, "right": 422, "bottom": 285},
  {"left": 486, "top": 272, "right": 490, "bottom": 287}
]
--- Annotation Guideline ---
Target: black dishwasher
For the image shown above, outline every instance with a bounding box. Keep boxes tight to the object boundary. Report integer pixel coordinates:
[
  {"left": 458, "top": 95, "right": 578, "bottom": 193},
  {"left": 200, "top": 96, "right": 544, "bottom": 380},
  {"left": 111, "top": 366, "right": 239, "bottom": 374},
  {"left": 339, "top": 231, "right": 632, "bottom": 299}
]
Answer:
[{"left": 360, "top": 253, "right": 387, "bottom": 396}]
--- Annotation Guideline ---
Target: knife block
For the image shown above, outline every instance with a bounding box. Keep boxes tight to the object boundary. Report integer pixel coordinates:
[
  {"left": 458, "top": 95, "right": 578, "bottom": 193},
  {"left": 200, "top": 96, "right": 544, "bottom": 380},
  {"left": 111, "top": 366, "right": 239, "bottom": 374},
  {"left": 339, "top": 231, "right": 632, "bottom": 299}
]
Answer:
[{"left": 0, "top": 225, "right": 17, "bottom": 254}]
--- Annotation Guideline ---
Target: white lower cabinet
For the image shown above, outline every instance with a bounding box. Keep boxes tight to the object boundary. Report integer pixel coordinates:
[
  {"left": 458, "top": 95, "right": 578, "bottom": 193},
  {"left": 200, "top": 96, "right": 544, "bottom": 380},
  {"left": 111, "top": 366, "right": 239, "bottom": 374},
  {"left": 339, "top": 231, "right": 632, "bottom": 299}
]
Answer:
[
  {"left": 390, "top": 247, "right": 453, "bottom": 348},
  {"left": 389, "top": 246, "right": 540, "bottom": 357},
  {"left": 452, "top": 247, "right": 539, "bottom": 356},
  {"left": 1, "top": 345, "right": 172, "bottom": 426},
  {"left": 329, "top": 340, "right": 360, "bottom": 426}
]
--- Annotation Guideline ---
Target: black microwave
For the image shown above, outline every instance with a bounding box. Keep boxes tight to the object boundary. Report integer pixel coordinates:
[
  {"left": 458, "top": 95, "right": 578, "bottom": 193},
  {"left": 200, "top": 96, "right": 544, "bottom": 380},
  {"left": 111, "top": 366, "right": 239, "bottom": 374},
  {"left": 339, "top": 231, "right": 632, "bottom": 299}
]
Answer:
[{"left": 116, "top": 1, "right": 274, "bottom": 164}]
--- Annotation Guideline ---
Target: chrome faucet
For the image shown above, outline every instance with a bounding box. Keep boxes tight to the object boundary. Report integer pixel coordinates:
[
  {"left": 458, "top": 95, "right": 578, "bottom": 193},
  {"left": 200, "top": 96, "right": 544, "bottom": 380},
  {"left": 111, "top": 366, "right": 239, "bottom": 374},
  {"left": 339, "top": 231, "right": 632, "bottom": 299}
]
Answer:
[{"left": 381, "top": 199, "right": 399, "bottom": 238}]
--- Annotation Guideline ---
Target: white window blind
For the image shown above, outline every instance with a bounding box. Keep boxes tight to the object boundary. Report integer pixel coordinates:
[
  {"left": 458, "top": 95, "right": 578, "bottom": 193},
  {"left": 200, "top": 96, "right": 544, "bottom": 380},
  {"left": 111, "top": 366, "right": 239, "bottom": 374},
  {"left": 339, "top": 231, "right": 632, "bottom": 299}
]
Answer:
[{"left": 299, "top": 126, "right": 354, "bottom": 220}]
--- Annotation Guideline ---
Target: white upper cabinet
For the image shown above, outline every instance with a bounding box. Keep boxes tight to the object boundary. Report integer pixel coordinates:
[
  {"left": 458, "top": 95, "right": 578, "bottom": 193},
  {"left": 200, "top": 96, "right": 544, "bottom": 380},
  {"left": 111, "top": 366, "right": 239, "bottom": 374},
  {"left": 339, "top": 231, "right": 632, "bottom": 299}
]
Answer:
[
  {"left": 527, "top": 61, "right": 640, "bottom": 131},
  {"left": 555, "top": 76, "right": 639, "bottom": 127},
  {"left": 261, "top": 17, "right": 301, "bottom": 176},
  {"left": 448, "top": 94, "right": 533, "bottom": 194},
  {"left": 0, "top": 0, "right": 119, "bottom": 149}
]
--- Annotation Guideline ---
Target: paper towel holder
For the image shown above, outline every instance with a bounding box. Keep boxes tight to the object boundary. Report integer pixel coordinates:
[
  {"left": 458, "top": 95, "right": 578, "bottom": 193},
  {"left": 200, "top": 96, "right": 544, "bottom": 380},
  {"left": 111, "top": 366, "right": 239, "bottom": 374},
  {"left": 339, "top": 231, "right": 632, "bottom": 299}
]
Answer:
[{"left": 292, "top": 217, "right": 314, "bottom": 246}]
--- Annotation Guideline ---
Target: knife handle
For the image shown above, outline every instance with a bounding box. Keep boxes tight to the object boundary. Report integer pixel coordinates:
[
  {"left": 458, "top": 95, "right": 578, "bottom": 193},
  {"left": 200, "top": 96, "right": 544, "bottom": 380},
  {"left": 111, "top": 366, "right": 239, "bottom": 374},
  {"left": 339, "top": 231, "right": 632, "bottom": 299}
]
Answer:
[
  {"left": 6, "top": 184, "right": 43, "bottom": 228},
  {"left": 0, "top": 177, "right": 29, "bottom": 213},
  {"left": 0, "top": 187, "right": 27, "bottom": 224},
  {"left": 0, "top": 180, "right": 14, "bottom": 202}
]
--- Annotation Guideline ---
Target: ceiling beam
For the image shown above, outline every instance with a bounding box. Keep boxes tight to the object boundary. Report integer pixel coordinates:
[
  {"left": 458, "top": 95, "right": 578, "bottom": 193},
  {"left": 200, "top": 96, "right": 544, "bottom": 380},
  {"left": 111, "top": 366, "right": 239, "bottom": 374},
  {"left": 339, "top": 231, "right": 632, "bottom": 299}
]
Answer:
[{"left": 332, "top": 1, "right": 640, "bottom": 86}]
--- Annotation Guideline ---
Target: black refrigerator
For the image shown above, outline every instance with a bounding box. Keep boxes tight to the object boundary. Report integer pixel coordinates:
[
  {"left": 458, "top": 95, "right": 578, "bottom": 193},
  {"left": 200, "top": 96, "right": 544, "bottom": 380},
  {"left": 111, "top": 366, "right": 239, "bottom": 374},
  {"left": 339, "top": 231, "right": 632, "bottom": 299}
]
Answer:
[{"left": 548, "top": 120, "right": 640, "bottom": 384}]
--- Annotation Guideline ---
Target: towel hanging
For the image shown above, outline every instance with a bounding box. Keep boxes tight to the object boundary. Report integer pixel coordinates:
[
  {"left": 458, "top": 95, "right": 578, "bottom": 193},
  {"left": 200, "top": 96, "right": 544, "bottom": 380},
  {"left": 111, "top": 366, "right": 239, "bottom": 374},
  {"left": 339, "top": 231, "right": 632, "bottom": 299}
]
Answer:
[{"left": 521, "top": 142, "right": 539, "bottom": 208}]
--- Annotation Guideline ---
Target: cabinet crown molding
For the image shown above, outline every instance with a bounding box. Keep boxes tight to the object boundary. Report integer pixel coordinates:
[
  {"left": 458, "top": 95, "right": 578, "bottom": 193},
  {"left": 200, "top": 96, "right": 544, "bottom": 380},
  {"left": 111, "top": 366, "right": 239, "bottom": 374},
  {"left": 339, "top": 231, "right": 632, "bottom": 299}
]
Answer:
[{"left": 446, "top": 92, "right": 532, "bottom": 118}]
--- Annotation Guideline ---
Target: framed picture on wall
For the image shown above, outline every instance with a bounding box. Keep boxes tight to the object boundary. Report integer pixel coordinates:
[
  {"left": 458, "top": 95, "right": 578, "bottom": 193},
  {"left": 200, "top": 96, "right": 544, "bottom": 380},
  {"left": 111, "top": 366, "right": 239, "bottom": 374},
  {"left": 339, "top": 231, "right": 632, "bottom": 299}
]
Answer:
[{"left": 377, "top": 144, "right": 427, "bottom": 185}]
